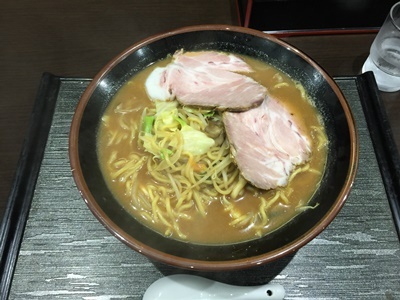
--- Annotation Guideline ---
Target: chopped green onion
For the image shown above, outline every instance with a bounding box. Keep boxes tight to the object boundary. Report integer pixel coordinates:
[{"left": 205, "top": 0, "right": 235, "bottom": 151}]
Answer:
[
  {"left": 160, "top": 148, "right": 173, "bottom": 160},
  {"left": 203, "top": 110, "right": 215, "bottom": 117},
  {"left": 173, "top": 116, "right": 187, "bottom": 128},
  {"left": 142, "top": 116, "right": 155, "bottom": 134}
]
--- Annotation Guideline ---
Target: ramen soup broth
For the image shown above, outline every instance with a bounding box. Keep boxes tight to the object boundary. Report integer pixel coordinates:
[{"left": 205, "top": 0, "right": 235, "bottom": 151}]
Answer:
[{"left": 97, "top": 52, "right": 328, "bottom": 245}]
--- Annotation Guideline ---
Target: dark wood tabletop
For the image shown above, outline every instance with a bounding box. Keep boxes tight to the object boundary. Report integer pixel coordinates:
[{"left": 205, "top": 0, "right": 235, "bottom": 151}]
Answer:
[{"left": 1, "top": 0, "right": 399, "bottom": 224}]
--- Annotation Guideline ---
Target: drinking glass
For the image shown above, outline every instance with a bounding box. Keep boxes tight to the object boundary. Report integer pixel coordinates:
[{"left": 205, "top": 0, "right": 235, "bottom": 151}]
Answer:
[{"left": 362, "top": 1, "right": 400, "bottom": 92}]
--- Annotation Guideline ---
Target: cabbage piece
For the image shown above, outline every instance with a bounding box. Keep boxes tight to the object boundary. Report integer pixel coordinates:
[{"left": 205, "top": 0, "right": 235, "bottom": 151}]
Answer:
[
  {"left": 155, "top": 100, "right": 178, "bottom": 116},
  {"left": 155, "top": 100, "right": 179, "bottom": 127},
  {"left": 180, "top": 125, "right": 215, "bottom": 155},
  {"left": 143, "top": 100, "right": 215, "bottom": 157}
]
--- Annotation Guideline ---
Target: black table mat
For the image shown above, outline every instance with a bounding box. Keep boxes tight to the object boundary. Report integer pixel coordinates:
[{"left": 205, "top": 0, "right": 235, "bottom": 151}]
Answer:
[{"left": 1, "top": 72, "right": 400, "bottom": 299}]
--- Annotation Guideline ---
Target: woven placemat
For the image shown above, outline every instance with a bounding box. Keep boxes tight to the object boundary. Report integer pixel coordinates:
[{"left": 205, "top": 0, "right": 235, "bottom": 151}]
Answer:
[{"left": 4, "top": 74, "right": 400, "bottom": 299}]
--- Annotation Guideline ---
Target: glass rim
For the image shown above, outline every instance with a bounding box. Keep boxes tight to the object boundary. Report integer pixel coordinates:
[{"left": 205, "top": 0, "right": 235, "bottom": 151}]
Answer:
[{"left": 390, "top": 1, "right": 400, "bottom": 30}]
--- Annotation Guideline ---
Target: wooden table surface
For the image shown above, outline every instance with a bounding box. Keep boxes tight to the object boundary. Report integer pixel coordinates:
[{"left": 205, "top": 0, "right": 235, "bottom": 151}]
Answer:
[{"left": 1, "top": 0, "right": 399, "bottom": 223}]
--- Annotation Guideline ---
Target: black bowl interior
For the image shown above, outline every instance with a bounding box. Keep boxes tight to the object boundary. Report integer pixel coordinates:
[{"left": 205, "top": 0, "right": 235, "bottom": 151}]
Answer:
[{"left": 75, "top": 27, "right": 356, "bottom": 265}]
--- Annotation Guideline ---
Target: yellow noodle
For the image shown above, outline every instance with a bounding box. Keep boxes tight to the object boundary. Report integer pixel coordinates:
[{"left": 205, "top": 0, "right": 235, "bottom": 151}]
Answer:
[
  {"left": 167, "top": 172, "right": 181, "bottom": 200},
  {"left": 258, "top": 197, "right": 270, "bottom": 227},
  {"left": 173, "top": 222, "right": 187, "bottom": 239},
  {"left": 315, "top": 126, "right": 328, "bottom": 151},
  {"left": 164, "top": 196, "right": 173, "bottom": 223},
  {"left": 176, "top": 201, "right": 194, "bottom": 213},
  {"left": 110, "top": 155, "right": 147, "bottom": 180},
  {"left": 272, "top": 73, "right": 283, "bottom": 82},
  {"left": 119, "top": 115, "right": 130, "bottom": 130},
  {"left": 156, "top": 209, "right": 172, "bottom": 228},
  {"left": 140, "top": 211, "right": 153, "bottom": 222},
  {"left": 229, "top": 213, "right": 252, "bottom": 227},
  {"left": 193, "top": 191, "right": 207, "bottom": 217},
  {"left": 137, "top": 193, "right": 152, "bottom": 211},
  {"left": 295, "top": 82, "right": 307, "bottom": 99},
  {"left": 274, "top": 82, "right": 290, "bottom": 89},
  {"left": 279, "top": 190, "right": 290, "bottom": 205},
  {"left": 101, "top": 115, "right": 110, "bottom": 126},
  {"left": 231, "top": 176, "right": 248, "bottom": 198},
  {"left": 287, "top": 163, "right": 310, "bottom": 182},
  {"left": 107, "top": 130, "right": 120, "bottom": 146},
  {"left": 108, "top": 150, "right": 117, "bottom": 165},
  {"left": 261, "top": 191, "right": 281, "bottom": 214}
]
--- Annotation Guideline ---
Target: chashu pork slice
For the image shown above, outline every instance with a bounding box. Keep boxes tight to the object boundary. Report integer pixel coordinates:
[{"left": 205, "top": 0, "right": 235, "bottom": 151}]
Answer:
[
  {"left": 172, "top": 50, "right": 254, "bottom": 73},
  {"left": 145, "top": 50, "right": 267, "bottom": 111},
  {"left": 166, "top": 63, "right": 266, "bottom": 111},
  {"left": 223, "top": 96, "right": 311, "bottom": 190}
]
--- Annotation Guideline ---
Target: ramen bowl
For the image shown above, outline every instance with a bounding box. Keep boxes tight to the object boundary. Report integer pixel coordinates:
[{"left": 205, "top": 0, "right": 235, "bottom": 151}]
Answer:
[{"left": 69, "top": 25, "right": 358, "bottom": 271}]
